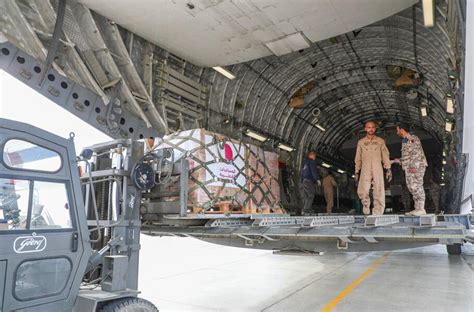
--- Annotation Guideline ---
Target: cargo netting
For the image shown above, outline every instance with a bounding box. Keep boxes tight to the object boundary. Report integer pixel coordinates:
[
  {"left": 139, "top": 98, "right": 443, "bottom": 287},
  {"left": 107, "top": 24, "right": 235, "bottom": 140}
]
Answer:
[{"left": 153, "top": 129, "right": 284, "bottom": 214}]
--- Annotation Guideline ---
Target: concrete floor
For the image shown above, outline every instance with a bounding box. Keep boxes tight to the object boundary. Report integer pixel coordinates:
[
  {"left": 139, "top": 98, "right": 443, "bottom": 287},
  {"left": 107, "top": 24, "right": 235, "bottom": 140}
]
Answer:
[{"left": 139, "top": 235, "right": 474, "bottom": 312}]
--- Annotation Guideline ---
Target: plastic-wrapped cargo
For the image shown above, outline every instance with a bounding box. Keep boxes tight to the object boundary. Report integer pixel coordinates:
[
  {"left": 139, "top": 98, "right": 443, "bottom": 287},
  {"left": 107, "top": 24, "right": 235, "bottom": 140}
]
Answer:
[{"left": 154, "top": 129, "right": 283, "bottom": 214}]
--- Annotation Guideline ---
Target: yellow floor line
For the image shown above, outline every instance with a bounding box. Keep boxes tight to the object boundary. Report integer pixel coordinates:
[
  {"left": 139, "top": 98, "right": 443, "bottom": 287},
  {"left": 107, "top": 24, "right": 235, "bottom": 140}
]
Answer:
[{"left": 320, "top": 252, "right": 391, "bottom": 312}]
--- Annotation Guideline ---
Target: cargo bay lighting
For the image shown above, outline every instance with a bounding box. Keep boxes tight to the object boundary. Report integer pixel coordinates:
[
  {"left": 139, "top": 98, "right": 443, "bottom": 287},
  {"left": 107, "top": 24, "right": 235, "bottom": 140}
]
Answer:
[
  {"left": 315, "top": 124, "right": 326, "bottom": 132},
  {"left": 322, "top": 162, "right": 331, "bottom": 168},
  {"left": 420, "top": 105, "right": 428, "bottom": 117},
  {"left": 212, "top": 66, "right": 236, "bottom": 80},
  {"left": 244, "top": 129, "right": 267, "bottom": 142},
  {"left": 337, "top": 169, "right": 345, "bottom": 174},
  {"left": 448, "top": 70, "right": 459, "bottom": 81},
  {"left": 277, "top": 143, "right": 294, "bottom": 152},
  {"left": 446, "top": 97, "right": 455, "bottom": 114},
  {"left": 445, "top": 120, "right": 453, "bottom": 132},
  {"left": 422, "top": 0, "right": 435, "bottom": 27}
]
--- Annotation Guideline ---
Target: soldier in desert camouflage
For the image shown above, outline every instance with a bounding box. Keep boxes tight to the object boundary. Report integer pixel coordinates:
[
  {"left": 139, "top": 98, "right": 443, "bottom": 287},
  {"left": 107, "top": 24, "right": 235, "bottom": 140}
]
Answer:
[{"left": 393, "top": 124, "right": 428, "bottom": 216}]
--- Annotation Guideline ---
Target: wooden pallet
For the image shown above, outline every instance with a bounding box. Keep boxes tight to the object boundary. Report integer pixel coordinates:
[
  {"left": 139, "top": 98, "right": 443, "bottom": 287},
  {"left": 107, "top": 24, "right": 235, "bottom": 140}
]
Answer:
[
  {"left": 191, "top": 203, "right": 285, "bottom": 214},
  {"left": 192, "top": 202, "right": 241, "bottom": 214}
]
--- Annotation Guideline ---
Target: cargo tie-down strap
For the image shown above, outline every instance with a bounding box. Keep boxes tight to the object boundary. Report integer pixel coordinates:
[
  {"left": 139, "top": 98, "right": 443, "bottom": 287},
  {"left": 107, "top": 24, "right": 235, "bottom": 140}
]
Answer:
[{"left": 153, "top": 129, "right": 282, "bottom": 213}]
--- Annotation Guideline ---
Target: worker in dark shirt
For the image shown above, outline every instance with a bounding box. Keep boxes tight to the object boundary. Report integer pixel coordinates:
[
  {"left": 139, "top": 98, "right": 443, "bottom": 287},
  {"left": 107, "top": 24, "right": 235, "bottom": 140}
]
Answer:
[{"left": 300, "top": 150, "right": 321, "bottom": 215}]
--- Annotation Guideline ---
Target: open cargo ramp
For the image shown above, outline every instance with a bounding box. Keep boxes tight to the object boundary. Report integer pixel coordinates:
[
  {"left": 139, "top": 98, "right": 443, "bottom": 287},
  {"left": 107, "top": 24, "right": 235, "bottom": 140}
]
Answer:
[{"left": 141, "top": 214, "right": 474, "bottom": 253}]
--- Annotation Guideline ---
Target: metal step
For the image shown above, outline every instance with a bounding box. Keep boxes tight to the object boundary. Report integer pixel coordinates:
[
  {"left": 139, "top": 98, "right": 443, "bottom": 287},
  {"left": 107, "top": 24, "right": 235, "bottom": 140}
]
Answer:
[{"left": 365, "top": 215, "right": 400, "bottom": 227}]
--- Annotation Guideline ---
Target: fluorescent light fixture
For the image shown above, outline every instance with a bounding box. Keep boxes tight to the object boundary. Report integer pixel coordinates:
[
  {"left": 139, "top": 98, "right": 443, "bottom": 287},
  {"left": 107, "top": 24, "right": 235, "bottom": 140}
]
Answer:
[
  {"left": 315, "top": 124, "right": 326, "bottom": 131},
  {"left": 445, "top": 121, "right": 453, "bottom": 132},
  {"left": 448, "top": 70, "right": 459, "bottom": 80},
  {"left": 422, "top": 0, "right": 435, "bottom": 27},
  {"left": 277, "top": 143, "right": 294, "bottom": 152},
  {"left": 446, "top": 98, "right": 455, "bottom": 114},
  {"left": 420, "top": 106, "right": 428, "bottom": 117},
  {"left": 446, "top": 91, "right": 454, "bottom": 98},
  {"left": 352, "top": 175, "right": 355, "bottom": 178},
  {"left": 440, "top": 183, "right": 445, "bottom": 186},
  {"left": 244, "top": 129, "right": 267, "bottom": 142},
  {"left": 443, "top": 151, "right": 446, "bottom": 157},
  {"left": 212, "top": 66, "right": 236, "bottom": 80},
  {"left": 442, "top": 159, "right": 447, "bottom": 165},
  {"left": 322, "top": 162, "right": 331, "bottom": 168},
  {"left": 337, "top": 169, "right": 345, "bottom": 174}
]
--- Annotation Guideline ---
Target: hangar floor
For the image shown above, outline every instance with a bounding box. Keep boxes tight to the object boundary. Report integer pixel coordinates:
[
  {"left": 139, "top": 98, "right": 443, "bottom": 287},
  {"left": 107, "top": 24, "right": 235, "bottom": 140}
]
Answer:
[{"left": 139, "top": 236, "right": 474, "bottom": 312}]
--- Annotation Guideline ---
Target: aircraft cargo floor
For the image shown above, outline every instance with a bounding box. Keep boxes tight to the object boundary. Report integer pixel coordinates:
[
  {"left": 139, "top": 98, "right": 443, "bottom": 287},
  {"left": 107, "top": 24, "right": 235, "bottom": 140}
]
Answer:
[{"left": 139, "top": 235, "right": 474, "bottom": 312}]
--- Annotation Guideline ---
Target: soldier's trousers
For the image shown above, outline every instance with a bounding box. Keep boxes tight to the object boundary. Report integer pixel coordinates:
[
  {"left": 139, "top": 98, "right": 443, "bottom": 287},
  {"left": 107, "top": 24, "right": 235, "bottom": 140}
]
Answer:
[
  {"left": 357, "top": 169, "right": 385, "bottom": 215},
  {"left": 405, "top": 167, "right": 426, "bottom": 211},
  {"left": 302, "top": 180, "right": 316, "bottom": 213},
  {"left": 324, "top": 188, "right": 334, "bottom": 213}
]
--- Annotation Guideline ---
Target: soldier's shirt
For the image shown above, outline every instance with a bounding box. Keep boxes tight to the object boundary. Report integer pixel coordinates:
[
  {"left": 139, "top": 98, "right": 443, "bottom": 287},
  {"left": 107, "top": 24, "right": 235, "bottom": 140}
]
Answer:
[{"left": 401, "top": 133, "right": 427, "bottom": 170}]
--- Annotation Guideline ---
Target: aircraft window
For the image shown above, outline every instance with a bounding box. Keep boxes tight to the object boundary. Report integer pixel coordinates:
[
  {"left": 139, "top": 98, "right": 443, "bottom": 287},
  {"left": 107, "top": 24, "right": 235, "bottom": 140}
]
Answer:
[
  {"left": 15, "top": 257, "right": 71, "bottom": 301},
  {"left": 0, "top": 178, "right": 29, "bottom": 230},
  {"left": 3, "top": 139, "right": 62, "bottom": 172},
  {"left": 30, "top": 181, "right": 72, "bottom": 230}
]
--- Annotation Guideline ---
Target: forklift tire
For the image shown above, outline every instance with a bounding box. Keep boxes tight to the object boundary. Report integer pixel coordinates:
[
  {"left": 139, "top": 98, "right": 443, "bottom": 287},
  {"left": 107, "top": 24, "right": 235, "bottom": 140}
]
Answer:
[
  {"left": 446, "top": 243, "right": 462, "bottom": 255},
  {"left": 101, "top": 297, "right": 158, "bottom": 312}
]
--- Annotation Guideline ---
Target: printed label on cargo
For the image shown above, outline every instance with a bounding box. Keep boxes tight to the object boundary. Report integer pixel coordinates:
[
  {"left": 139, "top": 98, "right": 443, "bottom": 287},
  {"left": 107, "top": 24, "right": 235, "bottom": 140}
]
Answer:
[{"left": 205, "top": 135, "right": 246, "bottom": 188}]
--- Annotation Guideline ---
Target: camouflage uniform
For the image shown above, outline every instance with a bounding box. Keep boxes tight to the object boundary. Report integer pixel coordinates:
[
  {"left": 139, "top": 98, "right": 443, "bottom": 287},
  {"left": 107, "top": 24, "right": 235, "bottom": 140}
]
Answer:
[{"left": 400, "top": 134, "right": 427, "bottom": 212}]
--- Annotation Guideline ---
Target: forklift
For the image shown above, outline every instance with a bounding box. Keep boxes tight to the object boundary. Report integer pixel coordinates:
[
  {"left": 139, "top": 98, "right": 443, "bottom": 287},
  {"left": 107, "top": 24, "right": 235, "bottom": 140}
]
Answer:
[{"left": 0, "top": 118, "right": 158, "bottom": 311}]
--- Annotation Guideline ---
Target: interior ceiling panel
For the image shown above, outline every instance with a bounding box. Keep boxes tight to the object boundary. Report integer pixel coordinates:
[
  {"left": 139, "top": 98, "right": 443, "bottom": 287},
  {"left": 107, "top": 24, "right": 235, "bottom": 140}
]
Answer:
[
  {"left": 78, "top": 0, "right": 417, "bottom": 67},
  {"left": 0, "top": 0, "right": 462, "bottom": 169}
]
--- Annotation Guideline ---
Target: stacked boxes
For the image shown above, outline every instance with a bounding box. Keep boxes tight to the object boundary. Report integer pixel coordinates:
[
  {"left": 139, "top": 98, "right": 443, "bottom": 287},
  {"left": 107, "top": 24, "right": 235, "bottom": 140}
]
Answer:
[{"left": 155, "top": 129, "right": 283, "bottom": 214}]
